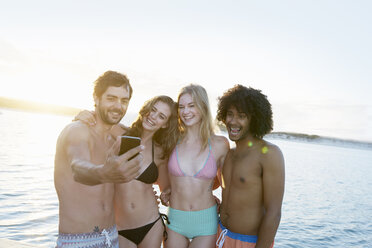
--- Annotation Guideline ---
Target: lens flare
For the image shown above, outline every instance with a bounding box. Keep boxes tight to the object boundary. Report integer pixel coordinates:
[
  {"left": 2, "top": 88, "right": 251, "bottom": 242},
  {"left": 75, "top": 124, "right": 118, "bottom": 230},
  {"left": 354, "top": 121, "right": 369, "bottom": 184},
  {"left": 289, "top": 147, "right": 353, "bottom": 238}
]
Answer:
[
  {"left": 261, "top": 146, "right": 268, "bottom": 154},
  {"left": 247, "top": 141, "right": 253, "bottom": 147}
]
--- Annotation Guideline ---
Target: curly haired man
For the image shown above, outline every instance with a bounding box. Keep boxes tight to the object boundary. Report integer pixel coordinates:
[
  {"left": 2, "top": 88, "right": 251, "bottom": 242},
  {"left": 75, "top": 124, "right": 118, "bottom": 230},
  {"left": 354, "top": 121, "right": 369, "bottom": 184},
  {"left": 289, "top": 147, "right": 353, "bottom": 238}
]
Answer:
[{"left": 216, "top": 85, "right": 285, "bottom": 248}]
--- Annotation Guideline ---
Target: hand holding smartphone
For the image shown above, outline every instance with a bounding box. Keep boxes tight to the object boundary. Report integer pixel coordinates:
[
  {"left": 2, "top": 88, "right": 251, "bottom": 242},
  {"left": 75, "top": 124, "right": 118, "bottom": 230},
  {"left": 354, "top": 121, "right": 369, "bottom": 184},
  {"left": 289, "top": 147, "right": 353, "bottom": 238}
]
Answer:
[{"left": 119, "top": 136, "right": 141, "bottom": 160}]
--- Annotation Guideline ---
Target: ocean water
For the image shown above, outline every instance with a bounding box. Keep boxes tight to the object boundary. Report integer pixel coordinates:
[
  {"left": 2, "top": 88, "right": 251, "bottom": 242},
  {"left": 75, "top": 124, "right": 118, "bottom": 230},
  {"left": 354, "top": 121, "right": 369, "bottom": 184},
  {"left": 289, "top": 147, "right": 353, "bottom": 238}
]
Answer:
[{"left": 0, "top": 108, "right": 371, "bottom": 247}]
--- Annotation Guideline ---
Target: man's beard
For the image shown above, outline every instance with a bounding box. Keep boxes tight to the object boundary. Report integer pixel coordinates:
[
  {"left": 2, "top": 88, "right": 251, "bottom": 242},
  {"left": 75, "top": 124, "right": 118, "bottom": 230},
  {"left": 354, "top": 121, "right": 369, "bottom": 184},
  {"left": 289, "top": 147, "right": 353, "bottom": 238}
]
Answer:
[{"left": 97, "top": 105, "right": 124, "bottom": 125}]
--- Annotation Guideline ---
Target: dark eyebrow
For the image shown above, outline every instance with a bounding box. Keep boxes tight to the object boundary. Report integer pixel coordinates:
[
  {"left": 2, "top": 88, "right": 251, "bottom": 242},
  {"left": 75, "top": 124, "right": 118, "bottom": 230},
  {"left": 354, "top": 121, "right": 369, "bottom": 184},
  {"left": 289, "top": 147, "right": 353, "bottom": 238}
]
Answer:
[{"left": 106, "top": 94, "right": 129, "bottom": 102}]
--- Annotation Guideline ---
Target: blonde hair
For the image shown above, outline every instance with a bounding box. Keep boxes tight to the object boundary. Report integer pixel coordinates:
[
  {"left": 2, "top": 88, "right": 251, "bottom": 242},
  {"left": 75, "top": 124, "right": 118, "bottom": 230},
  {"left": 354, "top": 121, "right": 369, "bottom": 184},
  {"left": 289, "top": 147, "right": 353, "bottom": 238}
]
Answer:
[{"left": 177, "top": 84, "right": 214, "bottom": 150}]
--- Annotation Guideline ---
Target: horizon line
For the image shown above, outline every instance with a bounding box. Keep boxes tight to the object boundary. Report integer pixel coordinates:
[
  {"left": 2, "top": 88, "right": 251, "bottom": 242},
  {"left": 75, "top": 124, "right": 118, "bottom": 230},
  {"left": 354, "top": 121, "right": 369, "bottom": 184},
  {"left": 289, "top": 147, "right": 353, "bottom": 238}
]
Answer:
[{"left": 1, "top": 96, "right": 371, "bottom": 144}]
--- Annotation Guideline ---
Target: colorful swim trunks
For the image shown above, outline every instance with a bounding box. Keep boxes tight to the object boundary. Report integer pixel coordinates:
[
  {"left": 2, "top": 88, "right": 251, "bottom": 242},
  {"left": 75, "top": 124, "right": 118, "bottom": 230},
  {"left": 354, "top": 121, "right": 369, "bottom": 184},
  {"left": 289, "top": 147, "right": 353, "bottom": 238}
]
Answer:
[
  {"left": 216, "top": 220, "right": 274, "bottom": 248},
  {"left": 56, "top": 225, "right": 119, "bottom": 248}
]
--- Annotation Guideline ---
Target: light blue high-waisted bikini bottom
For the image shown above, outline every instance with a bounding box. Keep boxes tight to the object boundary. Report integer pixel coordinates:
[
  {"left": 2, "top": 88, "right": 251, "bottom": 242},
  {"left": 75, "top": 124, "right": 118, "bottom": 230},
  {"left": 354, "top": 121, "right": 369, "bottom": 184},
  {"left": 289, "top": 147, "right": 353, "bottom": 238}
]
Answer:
[{"left": 167, "top": 204, "right": 218, "bottom": 239}]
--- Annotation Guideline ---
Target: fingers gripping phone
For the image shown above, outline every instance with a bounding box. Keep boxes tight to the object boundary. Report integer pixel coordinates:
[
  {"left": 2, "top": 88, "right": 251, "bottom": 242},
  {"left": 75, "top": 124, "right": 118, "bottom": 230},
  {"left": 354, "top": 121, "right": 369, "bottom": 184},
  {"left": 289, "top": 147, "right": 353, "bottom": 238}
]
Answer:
[{"left": 119, "top": 136, "right": 141, "bottom": 160}]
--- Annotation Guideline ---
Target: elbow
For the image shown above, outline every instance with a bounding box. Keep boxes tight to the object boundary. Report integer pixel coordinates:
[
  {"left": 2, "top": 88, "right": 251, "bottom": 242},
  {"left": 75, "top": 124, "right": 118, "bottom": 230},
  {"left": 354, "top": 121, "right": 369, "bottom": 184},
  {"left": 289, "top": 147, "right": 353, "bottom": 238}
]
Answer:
[
  {"left": 266, "top": 207, "right": 282, "bottom": 224},
  {"left": 71, "top": 163, "right": 81, "bottom": 183},
  {"left": 272, "top": 209, "right": 282, "bottom": 224},
  {"left": 70, "top": 159, "right": 103, "bottom": 185},
  {"left": 71, "top": 163, "right": 97, "bottom": 186},
  {"left": 71, "top": 168, "right": 84, "bottom": 184},
  {"left": 72, "top": 172, "right": 81, "bottom": 183},
  {"left": 73, "top": 172, "right": 97, "bottom": 186},
  {"left": 275, "top": 210, "right": 282, "bottom": 223}
]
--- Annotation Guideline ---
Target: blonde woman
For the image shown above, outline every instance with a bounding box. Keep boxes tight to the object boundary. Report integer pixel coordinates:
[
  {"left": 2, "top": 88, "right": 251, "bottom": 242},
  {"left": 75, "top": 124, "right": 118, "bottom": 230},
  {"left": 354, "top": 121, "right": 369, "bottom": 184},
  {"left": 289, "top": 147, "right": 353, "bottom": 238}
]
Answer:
[{"left": 163, "top": 84, "right": 229, "bottom": 248}]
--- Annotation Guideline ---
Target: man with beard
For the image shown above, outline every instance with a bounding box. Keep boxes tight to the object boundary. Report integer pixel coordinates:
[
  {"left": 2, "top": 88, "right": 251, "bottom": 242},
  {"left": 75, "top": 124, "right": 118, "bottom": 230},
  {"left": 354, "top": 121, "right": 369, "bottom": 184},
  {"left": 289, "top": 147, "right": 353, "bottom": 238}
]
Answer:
[
  {"left": 54, "top": 71, "right": 143, "bottom": 248},
  {"left": 215, "top": 85, "right": 285, "bottom": 248}
]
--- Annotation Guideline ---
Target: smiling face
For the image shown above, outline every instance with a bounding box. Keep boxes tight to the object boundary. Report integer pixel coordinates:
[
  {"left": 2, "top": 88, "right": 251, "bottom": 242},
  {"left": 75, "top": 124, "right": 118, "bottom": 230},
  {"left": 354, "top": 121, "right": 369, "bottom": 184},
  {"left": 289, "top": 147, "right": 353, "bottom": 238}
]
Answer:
[
  {"left": 225, "top": 105, "right": 251, "bottom": 141},
  {"left": 178, "top": 93, "right": 202, "bottom": 127},
  {"left": 142, "top": 100, "right": 171, "bottom": 132},
  {"left": 95, "top": 86, "right": 130, "bottom": 125}
]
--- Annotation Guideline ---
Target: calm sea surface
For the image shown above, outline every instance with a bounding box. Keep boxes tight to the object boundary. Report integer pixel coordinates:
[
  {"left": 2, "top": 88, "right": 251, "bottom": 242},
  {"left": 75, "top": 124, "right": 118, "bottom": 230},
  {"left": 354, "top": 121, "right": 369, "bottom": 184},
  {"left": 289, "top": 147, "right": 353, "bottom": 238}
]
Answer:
[{"left": 0, "top": 109, "right": 371, "bottom": 247}]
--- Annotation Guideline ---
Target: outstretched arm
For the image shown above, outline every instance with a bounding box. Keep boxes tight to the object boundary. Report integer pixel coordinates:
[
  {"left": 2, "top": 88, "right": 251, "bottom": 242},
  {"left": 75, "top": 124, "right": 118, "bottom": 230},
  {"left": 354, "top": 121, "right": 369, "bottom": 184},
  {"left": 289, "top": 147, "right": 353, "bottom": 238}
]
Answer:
[
  {"left": 64, "top": 124, "right": 142, "bottom": 185},
  {"left": 256, "top": 145, "right": 285, "bottom": 248}
]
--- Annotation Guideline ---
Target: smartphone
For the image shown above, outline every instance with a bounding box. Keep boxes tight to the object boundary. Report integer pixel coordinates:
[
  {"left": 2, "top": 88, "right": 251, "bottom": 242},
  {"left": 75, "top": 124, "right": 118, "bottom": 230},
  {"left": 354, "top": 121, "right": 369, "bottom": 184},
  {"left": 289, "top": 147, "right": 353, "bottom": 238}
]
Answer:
[{"left": 119, "top": 136, "right": 141, "bottom": 160}]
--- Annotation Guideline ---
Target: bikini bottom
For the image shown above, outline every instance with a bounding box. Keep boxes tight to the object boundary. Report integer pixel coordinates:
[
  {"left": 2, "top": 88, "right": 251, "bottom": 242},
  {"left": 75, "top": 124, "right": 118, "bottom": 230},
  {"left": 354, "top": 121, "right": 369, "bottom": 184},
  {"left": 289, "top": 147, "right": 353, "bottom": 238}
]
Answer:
[
  {"left": 118, "top": 213, "right": 169, "bottom": 245},
  {"left": 167, "top": 205, "right": 218, "bottom": 239}
]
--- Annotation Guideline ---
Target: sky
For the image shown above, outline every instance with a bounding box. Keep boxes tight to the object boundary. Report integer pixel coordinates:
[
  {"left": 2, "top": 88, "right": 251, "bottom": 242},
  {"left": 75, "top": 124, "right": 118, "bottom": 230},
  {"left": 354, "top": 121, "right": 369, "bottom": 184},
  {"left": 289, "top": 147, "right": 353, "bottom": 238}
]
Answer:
[{"left": 0, "top": 0, "right": 371, "bottom": 142}]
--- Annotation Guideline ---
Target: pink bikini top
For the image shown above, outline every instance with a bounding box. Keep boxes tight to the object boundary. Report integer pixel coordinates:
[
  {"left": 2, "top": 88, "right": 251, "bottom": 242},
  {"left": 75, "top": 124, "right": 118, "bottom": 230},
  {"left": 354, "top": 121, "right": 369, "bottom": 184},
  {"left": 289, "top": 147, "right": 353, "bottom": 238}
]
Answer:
[{"left": 168, "top": 141, "right": 217, "bottom": 180}]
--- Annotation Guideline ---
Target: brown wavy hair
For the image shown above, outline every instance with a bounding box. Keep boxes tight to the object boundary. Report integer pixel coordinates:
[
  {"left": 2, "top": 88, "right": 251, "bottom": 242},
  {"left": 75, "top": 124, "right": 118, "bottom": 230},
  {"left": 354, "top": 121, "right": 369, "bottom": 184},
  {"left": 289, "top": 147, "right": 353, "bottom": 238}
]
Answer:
[
  {"left": 93, "top": 70, "right": 133, "bottom": 99},
  {"left": 126, "top": 95, "right": 179, "bottom": 159}
]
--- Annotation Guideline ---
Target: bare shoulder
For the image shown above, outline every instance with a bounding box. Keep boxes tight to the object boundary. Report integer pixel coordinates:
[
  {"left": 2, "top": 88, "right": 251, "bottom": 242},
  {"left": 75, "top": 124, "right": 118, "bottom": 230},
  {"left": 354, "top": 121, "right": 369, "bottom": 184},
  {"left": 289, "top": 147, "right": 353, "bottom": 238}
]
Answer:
[
  {"left": 58, "top": 121, "right": 91, "bottom": 145},
  {"left": 110, "top": 123, "right": 129, "bottom": 137},
  {"left": 260, "top": 140, "right": 284, "bottom": 167},
  {"left": 225, "top": 147, "right": 235, "bottom": 160},
  {"left": 210, "top": 135, "right": 230, "bottom": 164},
  {"left": 211, "top": 134, "right": 230, "bottom": 149},
  {"left": 262, "top": 140, "right": 282, "bottom": 155}
]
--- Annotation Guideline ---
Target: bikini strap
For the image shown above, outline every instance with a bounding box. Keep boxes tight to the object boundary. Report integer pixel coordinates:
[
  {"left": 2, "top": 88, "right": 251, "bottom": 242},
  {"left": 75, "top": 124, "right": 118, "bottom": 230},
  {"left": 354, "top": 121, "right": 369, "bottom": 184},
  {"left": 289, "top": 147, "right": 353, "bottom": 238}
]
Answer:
[
  {"left": 159, "top": 213, "right": 170, "bottom": 241},
  {"left": 151, "top": 140, "right": 154, "bottom": 162}
]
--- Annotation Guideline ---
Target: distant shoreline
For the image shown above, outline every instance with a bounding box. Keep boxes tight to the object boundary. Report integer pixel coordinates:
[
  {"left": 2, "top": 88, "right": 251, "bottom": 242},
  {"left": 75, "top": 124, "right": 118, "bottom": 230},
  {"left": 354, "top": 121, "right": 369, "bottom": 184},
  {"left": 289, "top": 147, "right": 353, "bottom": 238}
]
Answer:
[
  {"left": 216, "top": 126, "right": 372, "bottom": 150},
  {"left": 0, "top": 96, "right": 82, "bottom": 116},
  {"left": 265, "top": 132, "right": 372, "bottom": 150},
  {"left": 1, "top": 96, "right": 371, "bottom": 148}
]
